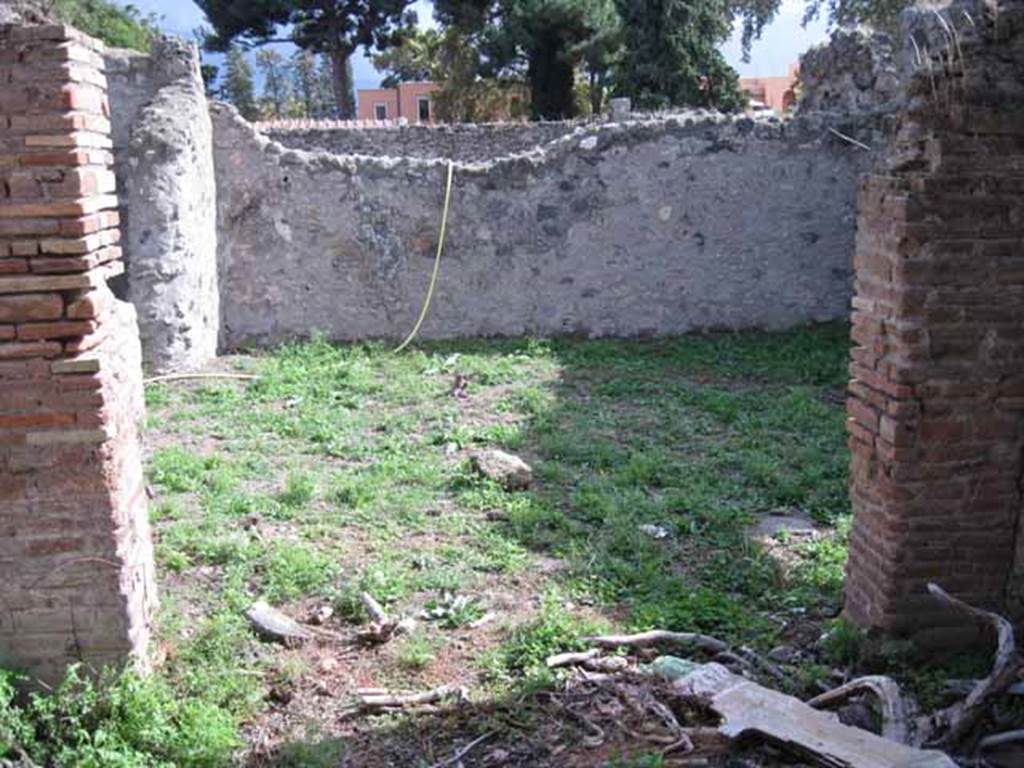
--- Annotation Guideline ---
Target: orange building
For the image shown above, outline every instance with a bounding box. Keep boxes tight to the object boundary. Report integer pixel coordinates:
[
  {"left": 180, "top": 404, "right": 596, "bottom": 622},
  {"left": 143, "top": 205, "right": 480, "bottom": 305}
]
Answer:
[
  {"left": 739, "top": 63, "right": 799, "bottom": 114},
  {"left": 357, "top": 82, "right": 439, "bottom": 123}
]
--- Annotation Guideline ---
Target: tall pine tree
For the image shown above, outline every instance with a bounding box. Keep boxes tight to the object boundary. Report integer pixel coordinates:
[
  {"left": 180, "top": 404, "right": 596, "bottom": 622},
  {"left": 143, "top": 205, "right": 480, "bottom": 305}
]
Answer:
[
  {"left": 614, "top": 0, "right": 745, "bottom": 112},
  {"left": 197, "top": 0, "right": 415, "bottom": 120},
  {"left": 291, "top": 50, "right": 319, "bottom": 117},
  {"left": 222, "top": 45, "right": 258, "bottom": 120},
  {"left": 255, "top": 49, "right": 291, "bottom": 118},
  {"left": 435, "top": 0, "right": 619, "bottom": 120},
  {"left": 316, "top": 55, "right": 339, "bottom": 117}
]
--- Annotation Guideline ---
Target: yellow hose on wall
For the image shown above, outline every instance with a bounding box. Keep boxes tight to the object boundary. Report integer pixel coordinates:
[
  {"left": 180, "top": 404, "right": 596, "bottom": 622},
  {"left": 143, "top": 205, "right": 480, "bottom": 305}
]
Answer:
[{"left": 393, "top": 160, "right": 456, "bottom": 354}]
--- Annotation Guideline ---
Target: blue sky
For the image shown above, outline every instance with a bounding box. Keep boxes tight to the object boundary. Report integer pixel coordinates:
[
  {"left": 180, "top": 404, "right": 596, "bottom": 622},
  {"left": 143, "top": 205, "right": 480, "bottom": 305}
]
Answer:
[{"left": 133, "top": 0, "right": 829, "bottom": 92}]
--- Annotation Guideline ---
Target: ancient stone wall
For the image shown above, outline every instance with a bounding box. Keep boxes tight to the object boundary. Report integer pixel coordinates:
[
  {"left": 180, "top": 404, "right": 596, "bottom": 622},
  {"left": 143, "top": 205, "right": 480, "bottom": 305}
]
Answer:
[
  {"left": 0, "top": 23, "right": 156, "bottom": 683},
  {"left": 264, "top": 120, "right": 585, "bottom": 162},
  {"left": 103, "top": 38, "right": 218, "bottom": 373},
  {"left": 799, "top": 28, "right": 903, "bottom": 116},
  {"left": 213, "top": 109, "right": 868, "bottom": 347},
  {"left": 844, "top": 0, "right": 1024, "bottom": 640}
]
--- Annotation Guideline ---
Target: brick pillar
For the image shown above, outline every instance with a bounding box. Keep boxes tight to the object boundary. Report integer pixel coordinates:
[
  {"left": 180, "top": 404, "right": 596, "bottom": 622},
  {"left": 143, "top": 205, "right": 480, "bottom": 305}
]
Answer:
[
  {"left": 0, "top": 24, "right": 156, "bottom": 684},
  {"left": 845, "top": 1, "right": 1024, "bottom": 641}
]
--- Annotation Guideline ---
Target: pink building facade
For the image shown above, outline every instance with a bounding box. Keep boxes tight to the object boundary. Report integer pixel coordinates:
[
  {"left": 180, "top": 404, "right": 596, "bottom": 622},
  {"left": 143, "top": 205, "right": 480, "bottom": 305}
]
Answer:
[
  {"left": 357, "top": 82, "right": 439, "bottom": 124},
  {"left": 739, "top": 63, "right": 799, "bottom": 114}
]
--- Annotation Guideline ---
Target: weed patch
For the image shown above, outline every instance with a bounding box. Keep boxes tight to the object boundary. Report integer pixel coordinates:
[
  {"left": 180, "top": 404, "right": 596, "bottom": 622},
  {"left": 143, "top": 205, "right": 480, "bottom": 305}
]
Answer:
[{"left": 26, "top": 324, "right": 855, "bottom": 763}]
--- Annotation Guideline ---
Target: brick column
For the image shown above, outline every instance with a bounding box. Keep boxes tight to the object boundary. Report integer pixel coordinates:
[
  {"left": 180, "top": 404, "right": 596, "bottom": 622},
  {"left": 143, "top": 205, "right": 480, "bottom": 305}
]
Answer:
[
  {"left": 0, "top": 24, "right": 156, "bottom": 684},
  {"left": 844, "top": 1, "right": 1024, "bottom": 641}
]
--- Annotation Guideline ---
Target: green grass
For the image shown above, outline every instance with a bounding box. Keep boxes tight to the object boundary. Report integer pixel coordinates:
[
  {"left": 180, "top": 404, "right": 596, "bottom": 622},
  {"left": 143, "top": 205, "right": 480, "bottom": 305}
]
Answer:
[
  {"left": 4, "top": 325, "right": 858, "bottom": 764},
  {"left": 146, "top": 324, "right": 851, "bottom": 652}
]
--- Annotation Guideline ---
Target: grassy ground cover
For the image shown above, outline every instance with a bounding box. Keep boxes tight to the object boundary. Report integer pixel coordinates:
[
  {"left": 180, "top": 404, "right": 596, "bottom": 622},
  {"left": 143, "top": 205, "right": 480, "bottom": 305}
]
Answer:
[{"left": 3, "top": 325, "right": 876, "bottom": 766}]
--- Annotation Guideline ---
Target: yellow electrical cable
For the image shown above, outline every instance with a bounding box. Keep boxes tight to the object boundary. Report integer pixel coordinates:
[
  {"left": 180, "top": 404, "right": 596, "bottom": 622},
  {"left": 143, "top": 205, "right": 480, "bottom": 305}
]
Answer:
[{"left": 393, "top": 159, "right": 456, "bottom": 354}]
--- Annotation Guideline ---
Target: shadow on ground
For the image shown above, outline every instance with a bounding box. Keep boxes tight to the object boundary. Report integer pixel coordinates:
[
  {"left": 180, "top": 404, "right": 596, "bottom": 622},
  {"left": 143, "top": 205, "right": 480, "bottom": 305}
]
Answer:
[{"left": 144, "top": 325, "right": 852, "bottom": 767}]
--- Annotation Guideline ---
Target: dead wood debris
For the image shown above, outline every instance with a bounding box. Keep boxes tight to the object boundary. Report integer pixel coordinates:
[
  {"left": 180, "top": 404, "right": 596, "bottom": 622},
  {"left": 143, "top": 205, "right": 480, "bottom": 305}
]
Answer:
[
  {"left": 245, "top": 600, "right": 311, "bottom": 645},
  {"left": 143, "top": 372, "right": 258, "bottom": 385},
  {"left": 919, "top": 583, "right": 1024, "bottom": 750},
  {"left": 427, "top": 731, "right": 495, "bottom": 768},
  {"left": 807, "top": 675, "right": 915, "bottom": 745},
  {"left": 357, "top": 684, "right": 467, "bottom": 711},
  {"left": 672, "top": 662, "right": 956, "bottom": 768},
  {"left": 539, "top": 583, "right": 1024, "bottom": 766},
  {"left": 581, "top": 630, "right": 782, "bottom": 684},
  {"left": 450, "top": 373, "right": 470, "bottom": 399},
  {"left": 355, "top": 592, "right": 415, "bottom": 645},
  {"left": 806, "top": 583, "right": 1024, "bottom": 755}
]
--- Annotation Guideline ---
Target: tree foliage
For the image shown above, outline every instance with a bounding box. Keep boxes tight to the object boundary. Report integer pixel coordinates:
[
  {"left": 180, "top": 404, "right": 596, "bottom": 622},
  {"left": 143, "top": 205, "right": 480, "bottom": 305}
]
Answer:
[
  {"left": 373, "top": 25, "right": 529, "bottom": 122},
  {"left": 373, "top": 27, "right": 443, "bottom": 88},
  {"left": 614, "top": 0, "right": 745, "bottom": 112},
  {"left": 196, "top": 0, "right": 416, "bottom": 118},
  {"left": 434, "top": 0, "right": 619, "bottom": 120},
  {"left": 801, "top": 0, "right": 910, "bottom": 35},
  {"left": 292, "top": 49, "right": 335, "bottom": 117},
  {"left": 255, "top": 48, "right": 291, "bottom": 118},
  {"left": 49, "top": 0, "right": 158, "bottom": 51},
  {"left": 222, "top": 46, "right": 257, "bottom": 121}
]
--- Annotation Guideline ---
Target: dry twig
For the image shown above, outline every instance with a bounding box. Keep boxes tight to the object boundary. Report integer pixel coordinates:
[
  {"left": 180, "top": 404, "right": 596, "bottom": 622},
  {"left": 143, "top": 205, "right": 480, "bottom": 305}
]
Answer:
[
  {"left": 808, "top": 675, "right": 915, "bottom": 745},
  {"left": 356, "top": 592, "right": 405, "bottom": 645},
  {"left": 358, "top": 684, "right": 466, "bottom": 710},
  {"left": 427, "top": 732, "right": 495, "bottom": 768},
  {"left": 584, "top": 630, "right": 730, "bottom": 656},
  {"left": 919, "top": 583, "right": 1024, "bottom": 748},
  {"left": 144, "top": 372, "right": 258, "bottom": 385},
  {"left": 547, "top": 649, "right": 602, "bottom": 668}
]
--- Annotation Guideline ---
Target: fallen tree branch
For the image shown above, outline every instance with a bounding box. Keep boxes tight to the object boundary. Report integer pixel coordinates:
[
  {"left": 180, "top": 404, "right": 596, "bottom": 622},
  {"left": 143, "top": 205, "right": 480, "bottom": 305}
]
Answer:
[
  {"left": 358, "top": 684, "right": 465, "bottom": 710},
  {"left": 356, "top": 592, "right": 406, "bottom": 645},
  {"left": 546, "top": 649, "right": 631, "bottom": 674},
  {"left": 828, "top": 126, "right": 872, "bottom": 151},
  {"left": 920, "top": 583, "right": 1024, "bottom": 749},
  {"left": 737, "top": 645, "right": 787, "bottom": 683},
  {"left": 144, "top": 372, "right": 258, "bottom": 385},
  {"left": 584, "top": 630, "right": 730, "bottom": 656},
  {"left": 468, "top": 611, "right": 497, "bottom": 629},
  {"left": 547, "top": 649, "right": 602, "bottom": 668},
  {"left": 427, "top": 731, "right": 495, "bottom": 768},
  {"left": 808, "top": 675, "right": 915, "bottom": 745},
  {"left": 670, "top": 662, "right": 957, "bottom": 768},
  {"left": 979, "top": 728, "right": 1024, "bottom": 752},
  {"left": 245, "top": 600, "right": 310, "bottom": 645},
  {"left": 361, "top": 592, "right": 389, "bottom": 624},
  {"left": 583, "top": 630, "right": 784, "bottom": 683}
]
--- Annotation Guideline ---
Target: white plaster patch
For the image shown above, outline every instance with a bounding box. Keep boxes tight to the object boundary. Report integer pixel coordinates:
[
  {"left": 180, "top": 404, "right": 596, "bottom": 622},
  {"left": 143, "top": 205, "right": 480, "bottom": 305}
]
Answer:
[{"left": 274, "top": 217, "right": 293, "bottom": 242}]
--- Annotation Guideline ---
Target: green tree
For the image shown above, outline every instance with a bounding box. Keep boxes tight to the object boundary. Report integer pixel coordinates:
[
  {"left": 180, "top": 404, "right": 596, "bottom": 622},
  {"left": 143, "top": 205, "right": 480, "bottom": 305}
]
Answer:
[
  {"left": 291, "top": 50, "right": 319, "bottom": 117},
  {"left": 572, "top": 0, "right": 621, "bottom": 115},
  {"left": 222, "top": 45, "right": 258, "bottom": 121},
  {"left": 196, "top": 0, "right": 416, "bottom": 120},
  {"left": 50, "top": 0, "right": 158, "bottom": 51},
  {"left": 192, "top": 27, "right": 221, "bottom": 98},
  {"left": 316, "top": 55, "right": 340, "bottom": 117},
  {"left": 800, "top": 0, "right": 909, "bottom": 35},
  {"left": 613, "top": 0, "right": 745, "bottom": 112},
  {"left": 729, "top": 0, "right": 911, "bottom": 54},
  {"left": 255, "top": 48, "right": 291, "bottom": 117},
  {"left": 436, "top": 0, "right": 620, "bottom": 120},
  {"left": 372, "top": 27, "right": 443, "bottom": 88}
]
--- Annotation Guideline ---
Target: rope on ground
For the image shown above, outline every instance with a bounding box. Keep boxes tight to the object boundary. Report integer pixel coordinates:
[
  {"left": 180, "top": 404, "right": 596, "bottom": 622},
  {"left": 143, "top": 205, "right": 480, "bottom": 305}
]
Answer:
[{"left": 393, "top": 159, "right": 456, "bottom": 354}]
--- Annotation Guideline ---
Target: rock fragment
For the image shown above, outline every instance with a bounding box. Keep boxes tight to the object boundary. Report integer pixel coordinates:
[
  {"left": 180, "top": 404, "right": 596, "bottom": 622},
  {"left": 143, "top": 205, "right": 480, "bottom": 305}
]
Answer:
[{"left": 470, "top": 449, "right": 532, "bottom": 491}]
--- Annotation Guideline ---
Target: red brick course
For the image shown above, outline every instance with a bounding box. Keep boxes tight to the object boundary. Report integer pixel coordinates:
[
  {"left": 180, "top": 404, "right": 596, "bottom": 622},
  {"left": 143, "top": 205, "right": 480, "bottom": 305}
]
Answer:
[
  {"left": 844, "top": 2, "right": 1024, "bottom": 640},
  {"left": 0, "top": 23, "right": 156, "bottom": 685}
]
